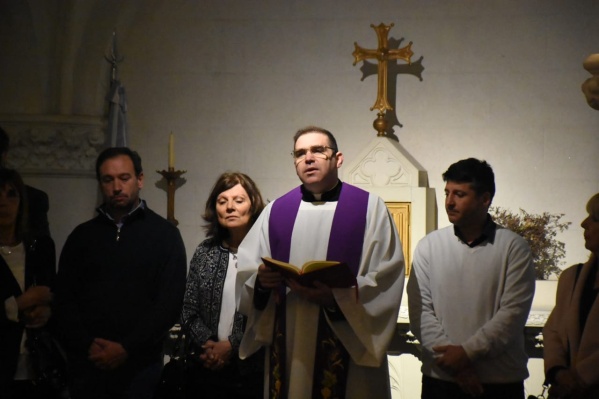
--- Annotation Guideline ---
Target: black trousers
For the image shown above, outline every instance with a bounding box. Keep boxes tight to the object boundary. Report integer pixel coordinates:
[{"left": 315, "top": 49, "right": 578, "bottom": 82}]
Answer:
[
  {"left": 422, "top": 375, "right": 524, "bottom": 399},
  {"left": 185, "top": 362, "right": 263, "bottom": 399},
  {"left": 68, "top": 358, "right": 162, "bottom": 399},
  {"left": 5, "top": 379, "right": 61, "bottom": 399}
]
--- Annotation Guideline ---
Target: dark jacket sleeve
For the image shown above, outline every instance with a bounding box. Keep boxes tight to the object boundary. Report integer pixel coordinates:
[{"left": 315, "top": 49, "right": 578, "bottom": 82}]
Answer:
[
  {"left": 120, "top": 225, "right": 187, "bottom": 357},
  {"left": 52, "top": 228, "right": 96, "bottom": 355},
  {"left": 26, "top": 236, "right": 56, "bottom": 288},
  {"left": 25, "top": 185, "right": 50, "bottom": 238},
  {"left": 0, "top": 261, "right": 22, "bottom": 387},
  {"left": 181, "top": 242, "right": 219, "bottom": 347},
  {"left": 0, "top": 235, "right": 55, "bottom": 386}
]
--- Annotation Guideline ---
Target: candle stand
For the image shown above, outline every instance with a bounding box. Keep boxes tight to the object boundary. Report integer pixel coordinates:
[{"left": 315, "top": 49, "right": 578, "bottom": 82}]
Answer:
[{"left": 157, "top": 168, "right": 186, "bottom": 226}]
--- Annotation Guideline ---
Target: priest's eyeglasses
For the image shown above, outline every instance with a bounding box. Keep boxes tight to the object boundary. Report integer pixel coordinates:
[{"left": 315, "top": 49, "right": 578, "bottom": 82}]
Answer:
[{"left": 291, "top": 146, "right": 337, "bottom": 161}]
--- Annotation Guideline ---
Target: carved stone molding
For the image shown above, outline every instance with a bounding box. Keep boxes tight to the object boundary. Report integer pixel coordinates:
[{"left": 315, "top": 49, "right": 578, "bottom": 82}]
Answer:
[
  {"left": 345, "top": 137, "right": 427, "bottom": 189},
  {"left": 0, "top": 114, "right": 106, "bottom": 176},
  {"left": 350, "top": 146, "right": 408, "bottom": 186}
]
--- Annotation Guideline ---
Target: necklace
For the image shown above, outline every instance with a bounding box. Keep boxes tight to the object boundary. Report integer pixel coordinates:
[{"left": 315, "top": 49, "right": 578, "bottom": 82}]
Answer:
[{"left": 0, "top": 239, "right": 18, "bottom": 255}]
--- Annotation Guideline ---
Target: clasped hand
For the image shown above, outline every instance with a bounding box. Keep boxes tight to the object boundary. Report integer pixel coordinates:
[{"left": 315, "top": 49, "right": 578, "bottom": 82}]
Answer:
[
  {"left": 22, "top": 304, "right": 51, "bottom": 328},
  {"left": 433, "top": 345, "right": 483, "bottom": 397},
  {"left": 199, "top": 339, "right": 232, "bottom": 370},
  {"left": 17, "top": 285, "right": 53, "bottom": 328},
  {"left": 257, "top": 264, "right": 335, "bottom": 307},
  {"left": 88, "top": 338, "right": 128, "bottom": 370}
]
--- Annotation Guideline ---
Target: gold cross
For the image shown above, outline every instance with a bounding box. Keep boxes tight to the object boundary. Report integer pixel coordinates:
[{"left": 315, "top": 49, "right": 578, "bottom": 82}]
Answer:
[{"left": 353, "top": 23, "right": 413, "bottom": 112}]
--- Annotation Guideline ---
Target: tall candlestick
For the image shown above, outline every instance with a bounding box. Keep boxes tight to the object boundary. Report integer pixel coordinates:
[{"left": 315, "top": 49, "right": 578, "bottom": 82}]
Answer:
[
  {"left": 168, "top": 132, "right": 175, "bottom": 169},
  {"left": 157, "top": 168, "right": 186, "bottom": 226}
]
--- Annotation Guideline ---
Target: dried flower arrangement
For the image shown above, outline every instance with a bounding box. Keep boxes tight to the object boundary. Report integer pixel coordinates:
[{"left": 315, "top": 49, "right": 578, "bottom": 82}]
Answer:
[{"left": 490, "top": 207, "right": 571, "bottom": 280}]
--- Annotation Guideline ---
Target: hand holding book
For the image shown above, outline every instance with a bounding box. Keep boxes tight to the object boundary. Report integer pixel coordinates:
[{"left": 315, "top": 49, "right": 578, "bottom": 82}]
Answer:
[{"left": 261, "top": 257, "right": 357, "bottom": 288}]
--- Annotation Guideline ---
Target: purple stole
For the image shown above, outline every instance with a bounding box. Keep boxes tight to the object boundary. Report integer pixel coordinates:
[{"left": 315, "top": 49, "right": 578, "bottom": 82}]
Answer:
[{"left": 268, "top": 183, "right": 369, "bottom": 399}]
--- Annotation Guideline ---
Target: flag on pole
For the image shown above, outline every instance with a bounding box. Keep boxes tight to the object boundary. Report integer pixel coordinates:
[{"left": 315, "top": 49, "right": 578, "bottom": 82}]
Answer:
[
  {"left": 105, "top": 31, "right": 128, "bottom": 147},
  {"left": 107, "top": 79, "right": 128, "bottom": 147}
]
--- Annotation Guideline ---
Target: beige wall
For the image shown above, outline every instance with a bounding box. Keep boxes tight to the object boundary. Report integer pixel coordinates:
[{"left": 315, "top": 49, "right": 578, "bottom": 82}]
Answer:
[{"left": 0, "top": 0, "right": 597, "bottom": 269}]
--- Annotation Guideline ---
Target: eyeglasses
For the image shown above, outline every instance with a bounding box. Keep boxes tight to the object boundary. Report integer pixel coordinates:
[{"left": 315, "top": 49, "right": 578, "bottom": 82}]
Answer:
[{"left": 291, "top": 145, "right": 337, "bottom": 161}]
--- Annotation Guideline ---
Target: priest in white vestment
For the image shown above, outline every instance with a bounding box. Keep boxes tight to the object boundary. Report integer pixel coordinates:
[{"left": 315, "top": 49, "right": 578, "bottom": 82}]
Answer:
[{"left": 236, "top": 126, "right": 405, "bottom": 399}]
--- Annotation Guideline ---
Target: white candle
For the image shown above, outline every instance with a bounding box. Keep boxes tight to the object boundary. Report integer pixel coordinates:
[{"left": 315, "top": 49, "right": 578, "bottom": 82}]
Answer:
[{"left": 168, "top": 132, "right": 175, "bottom": 169}]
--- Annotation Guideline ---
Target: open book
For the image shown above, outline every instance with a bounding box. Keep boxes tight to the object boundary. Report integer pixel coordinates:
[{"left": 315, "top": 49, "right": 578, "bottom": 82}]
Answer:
[{"left": 261, "top": 257, "right": 357, "bottom": 288}]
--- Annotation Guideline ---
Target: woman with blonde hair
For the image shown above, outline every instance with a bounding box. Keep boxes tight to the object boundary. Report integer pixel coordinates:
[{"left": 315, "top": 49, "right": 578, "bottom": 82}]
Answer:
[{"left": 543, "top": 192, "right": 599, "bottom": 398}]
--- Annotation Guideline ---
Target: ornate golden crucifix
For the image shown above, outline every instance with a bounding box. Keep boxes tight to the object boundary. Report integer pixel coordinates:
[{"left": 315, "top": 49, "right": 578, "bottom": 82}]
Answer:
[
  {"left": 353, "top": 23, "right": 413, "bottom": 112},
  {"left": 353, "top": 23, "right": 414, "bottom": 135}
]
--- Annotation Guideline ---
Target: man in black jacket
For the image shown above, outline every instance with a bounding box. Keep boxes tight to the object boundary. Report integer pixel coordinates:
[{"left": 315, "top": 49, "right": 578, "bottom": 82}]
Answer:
[{"left": 53, "top": 147, "right": 187, "bottom": 399}]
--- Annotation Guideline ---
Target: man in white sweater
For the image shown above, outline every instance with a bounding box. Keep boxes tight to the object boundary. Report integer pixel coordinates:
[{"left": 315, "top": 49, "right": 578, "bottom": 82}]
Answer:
[{"left": 407, "top": 158, "right": 535, "bottom": 399}]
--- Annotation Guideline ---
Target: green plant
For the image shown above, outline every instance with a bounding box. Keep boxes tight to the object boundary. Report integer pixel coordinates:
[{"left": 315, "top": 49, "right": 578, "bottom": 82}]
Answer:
[{"left": 489, "top": 207, "right": 571, "bottom": 280}]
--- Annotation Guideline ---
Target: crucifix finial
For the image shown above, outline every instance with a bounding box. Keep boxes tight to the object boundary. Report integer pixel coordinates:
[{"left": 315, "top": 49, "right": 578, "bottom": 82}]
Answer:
[{"left": 353, "top": 23, "right": 414, "bottom": 136}]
